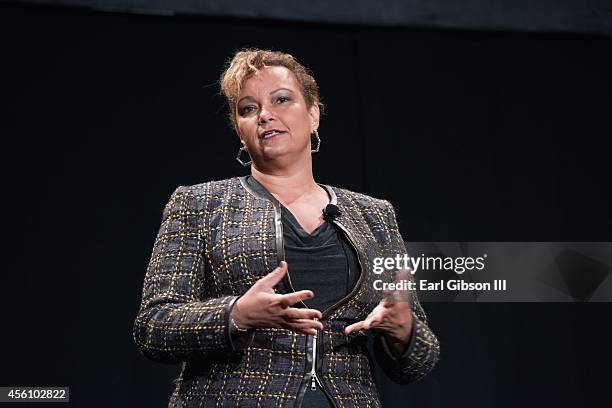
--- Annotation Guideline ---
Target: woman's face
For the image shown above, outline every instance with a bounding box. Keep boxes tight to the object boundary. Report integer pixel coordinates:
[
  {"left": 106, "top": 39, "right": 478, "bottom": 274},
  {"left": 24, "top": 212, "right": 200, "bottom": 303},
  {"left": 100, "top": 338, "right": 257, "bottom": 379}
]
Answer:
[{"left": 235, "top": 66, "right": 319, "bottom": 165}]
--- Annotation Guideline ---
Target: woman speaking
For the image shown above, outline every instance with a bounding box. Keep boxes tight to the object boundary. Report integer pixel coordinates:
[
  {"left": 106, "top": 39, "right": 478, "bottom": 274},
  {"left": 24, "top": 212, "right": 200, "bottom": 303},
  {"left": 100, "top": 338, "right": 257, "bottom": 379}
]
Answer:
[{"left": 133, "top": 49, "right": 439, "bottom": 407}]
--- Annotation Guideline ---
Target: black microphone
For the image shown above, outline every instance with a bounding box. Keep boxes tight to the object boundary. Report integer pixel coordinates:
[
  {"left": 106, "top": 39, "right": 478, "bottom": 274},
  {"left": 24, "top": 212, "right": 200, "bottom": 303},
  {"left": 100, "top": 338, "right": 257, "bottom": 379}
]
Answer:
[{"left": 322, "top": 204, "right": 342, "bottom": 222}]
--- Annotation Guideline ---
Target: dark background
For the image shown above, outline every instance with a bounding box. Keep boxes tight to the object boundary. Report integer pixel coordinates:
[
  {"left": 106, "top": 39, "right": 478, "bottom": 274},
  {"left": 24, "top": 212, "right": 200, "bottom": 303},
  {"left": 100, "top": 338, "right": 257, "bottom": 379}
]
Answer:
[{"left": 2, "top": 2, "right": 611, "bottom": 407}]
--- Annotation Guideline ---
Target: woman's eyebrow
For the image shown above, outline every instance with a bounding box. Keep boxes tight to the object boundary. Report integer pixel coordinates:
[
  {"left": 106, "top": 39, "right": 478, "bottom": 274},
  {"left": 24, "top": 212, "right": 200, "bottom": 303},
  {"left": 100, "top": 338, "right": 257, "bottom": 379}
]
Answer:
[
  {"left": 270, "top": 88, "right": 294, "bottom": 95},
  {"left": 237, "top": 95, "right": 254, "bottom": 105}
]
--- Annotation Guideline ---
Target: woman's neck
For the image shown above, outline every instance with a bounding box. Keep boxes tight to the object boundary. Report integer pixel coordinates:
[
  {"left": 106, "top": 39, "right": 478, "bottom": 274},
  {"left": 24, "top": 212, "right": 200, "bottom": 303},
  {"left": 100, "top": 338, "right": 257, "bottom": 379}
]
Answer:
[{"left": 250, "top": 164, "right": 320, "bottom": 205}]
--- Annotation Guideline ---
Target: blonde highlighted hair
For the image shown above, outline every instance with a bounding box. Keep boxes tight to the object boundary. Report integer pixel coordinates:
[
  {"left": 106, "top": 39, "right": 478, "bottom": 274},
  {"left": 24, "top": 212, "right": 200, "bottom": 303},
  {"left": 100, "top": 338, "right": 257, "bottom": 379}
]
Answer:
[{"left": 219, "top": 48, "right": 323, "bottom": 130}]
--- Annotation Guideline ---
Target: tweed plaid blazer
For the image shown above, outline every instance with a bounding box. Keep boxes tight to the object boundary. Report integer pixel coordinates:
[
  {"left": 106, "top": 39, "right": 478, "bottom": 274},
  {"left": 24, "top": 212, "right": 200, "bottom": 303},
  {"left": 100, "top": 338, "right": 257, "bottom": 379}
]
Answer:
[{"left": 133, "top": 176, "right": 439, "bottom": 407}]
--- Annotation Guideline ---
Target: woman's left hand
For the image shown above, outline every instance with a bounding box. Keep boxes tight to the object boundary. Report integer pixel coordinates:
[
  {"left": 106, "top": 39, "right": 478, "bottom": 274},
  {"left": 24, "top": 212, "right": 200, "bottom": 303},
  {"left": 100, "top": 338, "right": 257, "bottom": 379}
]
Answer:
[
  {"left": 344, "top": 296, "right": 413, "bottom": 342},
  {"left": 344, "top": 269, "right": 413, "bottom": 348}
]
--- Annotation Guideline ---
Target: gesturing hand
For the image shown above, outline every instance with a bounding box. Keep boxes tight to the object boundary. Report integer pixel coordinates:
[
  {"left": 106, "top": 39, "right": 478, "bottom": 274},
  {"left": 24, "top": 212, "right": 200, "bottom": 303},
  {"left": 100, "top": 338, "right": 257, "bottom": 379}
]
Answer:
[
  {"left": 231, "top": 261, "right": 323, "bottom": 336},
  {"left": 344, "top": 269, "right": 413, "bottom": 345}
]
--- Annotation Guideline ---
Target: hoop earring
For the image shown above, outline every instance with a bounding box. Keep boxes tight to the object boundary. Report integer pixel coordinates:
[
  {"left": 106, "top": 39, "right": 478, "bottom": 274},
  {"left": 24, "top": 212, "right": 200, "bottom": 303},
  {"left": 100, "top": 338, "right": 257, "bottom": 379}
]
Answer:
[
  {"left": 236, "top": 146, "right": 252, "bottom": 167},
  {"left": 311, "top": 130, "right": 321, "bottom": 153}
]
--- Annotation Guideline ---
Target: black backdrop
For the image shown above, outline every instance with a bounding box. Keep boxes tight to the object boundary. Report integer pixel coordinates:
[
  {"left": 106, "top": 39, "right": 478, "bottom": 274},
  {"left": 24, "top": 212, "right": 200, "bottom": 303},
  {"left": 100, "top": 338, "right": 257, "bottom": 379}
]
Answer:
[{"left": 2, "top": 3, "right": 612, "bottom": 407}]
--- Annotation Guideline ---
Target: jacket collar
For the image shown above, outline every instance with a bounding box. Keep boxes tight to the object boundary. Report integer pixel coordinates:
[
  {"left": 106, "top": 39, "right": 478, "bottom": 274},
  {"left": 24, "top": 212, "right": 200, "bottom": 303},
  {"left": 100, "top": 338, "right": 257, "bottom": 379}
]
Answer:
[{"left": 238, "top": 175, "right": 337, "bottom": 206}]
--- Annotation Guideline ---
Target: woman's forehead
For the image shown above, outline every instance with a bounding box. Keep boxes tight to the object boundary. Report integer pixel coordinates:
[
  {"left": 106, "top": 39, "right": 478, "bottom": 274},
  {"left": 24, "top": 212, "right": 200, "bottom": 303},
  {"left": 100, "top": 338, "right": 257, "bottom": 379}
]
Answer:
[{"left": 241, "top": 66, "right": 298, "bottom": 95}]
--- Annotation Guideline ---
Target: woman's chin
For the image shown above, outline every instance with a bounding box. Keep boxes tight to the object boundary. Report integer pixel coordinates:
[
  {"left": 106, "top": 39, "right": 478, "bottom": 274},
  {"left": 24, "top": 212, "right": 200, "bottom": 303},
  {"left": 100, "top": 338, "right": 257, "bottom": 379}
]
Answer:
[
  {"left": 255, "top": 140, "right": 310, "bottom": 163},
  {"left": 260, "top": 144, "right": 293, "bottom": 160}
]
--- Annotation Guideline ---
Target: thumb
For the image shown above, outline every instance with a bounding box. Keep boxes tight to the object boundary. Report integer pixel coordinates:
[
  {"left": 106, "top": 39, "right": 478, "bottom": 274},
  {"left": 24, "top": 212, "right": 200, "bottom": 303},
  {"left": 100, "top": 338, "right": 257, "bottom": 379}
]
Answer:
[
  {"left": 383, "top": 268, "right": 412, "bottom": 303},
  {"left": 255, "top": 261, "right": 288, "bottom": 289}
]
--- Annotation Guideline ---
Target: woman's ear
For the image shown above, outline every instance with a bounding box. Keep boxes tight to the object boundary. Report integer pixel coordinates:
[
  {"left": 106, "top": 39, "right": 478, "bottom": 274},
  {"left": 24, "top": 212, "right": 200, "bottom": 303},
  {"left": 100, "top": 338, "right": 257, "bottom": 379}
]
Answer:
[
  {"left": 309, "top": 104, "right": 320, "bottom": 132},
  {"left": 235, "top": 131, "right": 246, "bottom": 147}
]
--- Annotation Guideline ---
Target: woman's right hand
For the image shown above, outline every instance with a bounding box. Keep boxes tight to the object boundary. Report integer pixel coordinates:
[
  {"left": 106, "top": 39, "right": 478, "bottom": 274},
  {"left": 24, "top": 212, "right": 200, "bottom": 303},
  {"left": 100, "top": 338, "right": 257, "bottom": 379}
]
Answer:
[{"left": 231, "top": 261, "right": 323, "bottom": 336}]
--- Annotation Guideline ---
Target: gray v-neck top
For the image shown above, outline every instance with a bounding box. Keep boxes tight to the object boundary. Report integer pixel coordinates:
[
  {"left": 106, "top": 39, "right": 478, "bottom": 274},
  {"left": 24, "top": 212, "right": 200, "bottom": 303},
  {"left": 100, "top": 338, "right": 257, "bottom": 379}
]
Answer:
[
  {"left": 245, "top": 176, "right": 360, "bottom": 309},
  {"left": 245, "top": 176, "right": 360, "bottom": 407}
]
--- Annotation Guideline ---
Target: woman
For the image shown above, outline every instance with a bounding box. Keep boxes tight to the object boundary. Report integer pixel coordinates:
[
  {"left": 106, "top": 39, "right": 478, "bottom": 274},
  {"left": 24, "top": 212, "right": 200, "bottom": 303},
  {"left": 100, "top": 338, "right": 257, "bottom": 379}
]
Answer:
[{"left": 133, "top": 49, "right": 439, "bottom": 407}]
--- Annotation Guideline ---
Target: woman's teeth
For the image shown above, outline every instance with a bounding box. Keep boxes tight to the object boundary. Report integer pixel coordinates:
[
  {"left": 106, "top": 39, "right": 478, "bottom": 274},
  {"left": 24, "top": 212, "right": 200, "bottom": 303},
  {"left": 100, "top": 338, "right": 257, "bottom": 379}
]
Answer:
[{"left": 264, "top": 131, "right": 281, "bottom": 139}]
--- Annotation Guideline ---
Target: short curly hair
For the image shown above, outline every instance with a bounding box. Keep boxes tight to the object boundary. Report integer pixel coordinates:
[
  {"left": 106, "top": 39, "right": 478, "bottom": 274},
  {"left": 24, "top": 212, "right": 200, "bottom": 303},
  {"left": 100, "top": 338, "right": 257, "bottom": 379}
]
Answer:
[{"left": 219, "top": 48, "right": 323, "bottom": 130}]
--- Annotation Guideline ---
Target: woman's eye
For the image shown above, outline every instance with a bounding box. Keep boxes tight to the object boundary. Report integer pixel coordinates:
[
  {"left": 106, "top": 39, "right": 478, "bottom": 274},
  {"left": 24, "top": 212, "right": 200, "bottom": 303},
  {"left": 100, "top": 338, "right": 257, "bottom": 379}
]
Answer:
[
  {"left": 276, "top": 96, "right": 290, "bottom": 104},
  {"left": 239, "top": 105, "right": 257, "bottom": 115}
]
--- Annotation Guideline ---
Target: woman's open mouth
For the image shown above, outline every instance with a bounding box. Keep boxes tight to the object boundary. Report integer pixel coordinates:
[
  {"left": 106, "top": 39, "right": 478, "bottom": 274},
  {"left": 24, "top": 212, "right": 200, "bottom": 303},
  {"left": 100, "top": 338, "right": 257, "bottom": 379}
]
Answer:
[{"left": 260, "top": 130, "right": 286, "bottom": 139}]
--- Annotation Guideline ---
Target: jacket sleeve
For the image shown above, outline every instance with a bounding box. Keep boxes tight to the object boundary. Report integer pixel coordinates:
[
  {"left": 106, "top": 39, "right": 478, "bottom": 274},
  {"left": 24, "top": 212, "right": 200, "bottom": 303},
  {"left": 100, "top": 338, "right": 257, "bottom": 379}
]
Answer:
[
  {"left": 372, "top": 201, "right": 440, "bottom": 384},
  {"left": 133, "top": 186, "right": 254, "bottom": 364}
]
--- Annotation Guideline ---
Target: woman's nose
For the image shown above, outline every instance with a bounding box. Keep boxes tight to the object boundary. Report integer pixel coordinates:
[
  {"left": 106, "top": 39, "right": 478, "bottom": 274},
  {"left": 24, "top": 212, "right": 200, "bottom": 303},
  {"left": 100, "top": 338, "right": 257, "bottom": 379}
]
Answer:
[{"left": 258, "top": 104, "right": 276, "bottom": 124}]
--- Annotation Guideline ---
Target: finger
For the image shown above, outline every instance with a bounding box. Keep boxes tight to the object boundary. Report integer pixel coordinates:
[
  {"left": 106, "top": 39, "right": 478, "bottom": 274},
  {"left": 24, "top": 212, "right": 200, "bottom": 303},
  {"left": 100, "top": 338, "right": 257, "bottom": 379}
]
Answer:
[
  {"left": 280, "top": 321, "right": 321, "bottom": 337},
  {"left": 296, "top": 327, "right": 319, "bottom": 336},
  {"left": 364, "top": 316, "right": 382, "bottom": 329},
  {"left": 361, "top": 312, "right": 384, "bottom": 330},
  {"left": 283, "top": 307, "right": 322, "bottom": 321},
  {"left": 286, "top": 318, "right": 324, "bottom": 331},
  {"left": 382, "top": 298, "right": 395, "bottom": 308},
  {"left": 345, "top": 311, "right": 384, "bottom": 334},
  {"left": 344, "top": 321, "right": 365, "bottom": 334},
  {"left": 254, "top": 261, "right": 288, "bottom": 289},
  {"left": 278, "top": 290, "right": 316, "bottom": 308}
]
